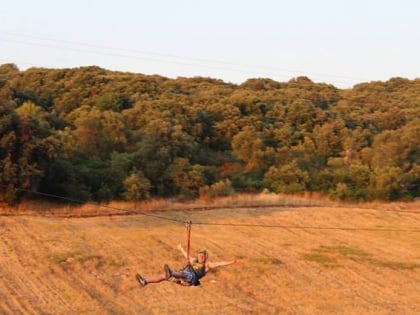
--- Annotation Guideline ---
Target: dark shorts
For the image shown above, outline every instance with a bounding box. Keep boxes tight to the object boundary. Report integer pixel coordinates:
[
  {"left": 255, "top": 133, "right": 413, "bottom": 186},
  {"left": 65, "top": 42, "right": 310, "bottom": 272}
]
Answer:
[
  {"left": 168, "top": 267, "right": 199, "bottom": 286},
  {"left": 183, "top": 270, "right": 198, "bottom": 284}
]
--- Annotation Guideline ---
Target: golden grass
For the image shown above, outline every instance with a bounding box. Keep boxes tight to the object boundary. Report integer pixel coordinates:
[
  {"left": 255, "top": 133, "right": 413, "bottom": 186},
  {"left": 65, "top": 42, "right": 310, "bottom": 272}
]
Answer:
[
  {"left": 322, "top": 245, "right": 420, "bottom": 271},
  {"left": 1, "top": 192, "right": 419, "bottom": 217},
  {"left": 0, "top": 196, "right": 419, "bottom": 314}
]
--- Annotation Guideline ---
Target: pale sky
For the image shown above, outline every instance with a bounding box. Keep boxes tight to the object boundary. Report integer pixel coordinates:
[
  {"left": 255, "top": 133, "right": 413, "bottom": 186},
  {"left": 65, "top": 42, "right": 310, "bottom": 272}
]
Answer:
[{"left": 1, "top": 0, "right": 419, "bottom": 88}]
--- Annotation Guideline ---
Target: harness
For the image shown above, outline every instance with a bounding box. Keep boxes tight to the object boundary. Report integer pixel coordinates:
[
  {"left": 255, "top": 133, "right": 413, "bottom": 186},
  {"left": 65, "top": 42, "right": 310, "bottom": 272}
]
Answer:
[
  {"left": 183, "top": 221, "right": 202, "bottom": 286},
  {"left": 183, "top": 263, "right": 202, "bottom": 286}
]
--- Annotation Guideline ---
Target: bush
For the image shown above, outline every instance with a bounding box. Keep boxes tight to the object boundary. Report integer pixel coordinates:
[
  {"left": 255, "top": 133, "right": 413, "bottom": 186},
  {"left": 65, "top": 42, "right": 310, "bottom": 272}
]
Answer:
[{"left": 199, "top": 179, "right": 234, "bottom": 198}]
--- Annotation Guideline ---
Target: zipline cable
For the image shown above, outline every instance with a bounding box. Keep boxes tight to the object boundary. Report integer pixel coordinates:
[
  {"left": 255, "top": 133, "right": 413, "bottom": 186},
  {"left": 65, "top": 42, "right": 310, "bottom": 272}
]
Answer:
[
  {"left": 192, "top": 221, "right": 420, "bottom": 232},
  {"left": 1, "top": 185, "right": 419, "bottom": 232},
  {"left": 1, "top": 186, "right": 183, "bottom": 223}
]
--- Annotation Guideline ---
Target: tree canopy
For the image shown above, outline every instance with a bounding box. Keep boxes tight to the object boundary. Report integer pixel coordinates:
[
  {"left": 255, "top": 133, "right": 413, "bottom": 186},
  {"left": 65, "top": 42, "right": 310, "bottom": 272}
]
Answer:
[{"left": 0, "top": 64, "right": 418, "bottom": 204}]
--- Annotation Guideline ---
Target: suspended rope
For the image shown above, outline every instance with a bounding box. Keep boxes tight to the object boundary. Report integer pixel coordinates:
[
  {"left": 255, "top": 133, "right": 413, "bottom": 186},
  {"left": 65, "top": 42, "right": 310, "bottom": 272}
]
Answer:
[
  {"left": 185, "top": 220, "right": 192, "bottom": 265},
  {"left": 2, "top": 185, "right": 419, "bottom": 232},
  {"left": 182, "top": 220, "right": 203, "bottom": 286}
]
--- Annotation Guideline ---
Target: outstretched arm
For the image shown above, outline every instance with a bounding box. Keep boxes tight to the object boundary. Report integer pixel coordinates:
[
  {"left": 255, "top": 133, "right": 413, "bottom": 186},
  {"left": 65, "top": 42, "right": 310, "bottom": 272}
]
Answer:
[
  {"left": 207, "top": 259, "right": 239, "bottom": 270},
  {"left": 177, "top": 244, "right": 196, "bottom": 263}
]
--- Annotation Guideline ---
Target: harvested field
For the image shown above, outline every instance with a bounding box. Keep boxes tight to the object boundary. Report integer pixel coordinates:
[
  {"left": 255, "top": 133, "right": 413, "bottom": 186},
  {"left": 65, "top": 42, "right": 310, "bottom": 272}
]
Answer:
[{"left": 0, "top": 201, "right": 419, "bottom": 314}]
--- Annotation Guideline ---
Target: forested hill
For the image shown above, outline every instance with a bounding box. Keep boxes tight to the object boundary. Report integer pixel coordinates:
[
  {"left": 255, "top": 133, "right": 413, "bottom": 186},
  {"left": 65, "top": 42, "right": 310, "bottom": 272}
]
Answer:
[{"left": 0, "top": 63, "right": 418, "bottom": 204}]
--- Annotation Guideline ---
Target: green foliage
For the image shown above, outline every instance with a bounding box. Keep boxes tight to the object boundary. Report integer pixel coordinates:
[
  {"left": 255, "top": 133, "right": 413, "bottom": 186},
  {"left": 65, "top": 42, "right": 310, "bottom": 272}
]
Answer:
[
  {"left": 263, "top": 161, "right": 308, "bottom": 193},
  {"left": 40, "top": 158, "right": 90, "bottom": 201},
  {"left": 0, "top": 63, "right": 20, "bottom": 81},
  {"left": 95, "top": 93, "right": 132, "bottom": 111},
  {"left": 71, "top": 107, "right": 127, "bottom": 158},
  {"left": 369, "top": 166, "right": 404, "bottom": 200},
  {"left": 0, "top": 90, "right": 61, "bottom": 203},
  {"left": 231, "top": 126, "right": 265, "bottom": 171},
  {"left": 169, "top": 158, "right": 205, "bottom": 198},
  {"left": 15, "top": 101, "right": 46, "bottom": 119},
  {"left": 123, "top": 171, "right": 151, "bottom": 201},
  {"left": 199, "top": 179, "right": 234, "bottom": 198},
  {"left": 1, "top": 64, "right": 419, "bottom": 204}
]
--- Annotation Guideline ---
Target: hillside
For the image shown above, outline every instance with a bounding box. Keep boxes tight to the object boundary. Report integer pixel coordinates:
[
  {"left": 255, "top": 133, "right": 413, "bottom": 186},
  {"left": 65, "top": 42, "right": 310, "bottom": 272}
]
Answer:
[
  {"left": 1, "top": 200, "right": 419, "bottom": 314},
  {"left": 1, "top": 64, "right": 419, "bottom": 204}
]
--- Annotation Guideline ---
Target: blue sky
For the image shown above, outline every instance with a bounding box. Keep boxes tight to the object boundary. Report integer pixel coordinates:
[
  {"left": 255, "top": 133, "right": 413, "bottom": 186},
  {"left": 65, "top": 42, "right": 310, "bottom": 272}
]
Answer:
[{"left": 1, "top": 0, "right": 419, "bottom": 88}]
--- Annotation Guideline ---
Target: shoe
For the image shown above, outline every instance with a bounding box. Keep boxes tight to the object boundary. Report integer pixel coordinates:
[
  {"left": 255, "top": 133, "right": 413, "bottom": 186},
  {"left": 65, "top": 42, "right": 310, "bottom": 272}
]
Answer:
[
  {"left": 164, "top": 264, "right": 173, "bottom": 279},
  {"left": 136, "top": 273, "right": 147, "bottom": 286}
]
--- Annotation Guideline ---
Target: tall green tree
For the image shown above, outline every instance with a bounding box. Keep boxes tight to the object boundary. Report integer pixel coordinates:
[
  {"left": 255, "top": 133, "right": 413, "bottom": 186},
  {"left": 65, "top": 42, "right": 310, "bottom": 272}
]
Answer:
[
  {"left": 169, "top": 158, "right": 205, "bottom": 198},
  {"left": 0, "top": 99, "right": 60, "bottom": 203}
]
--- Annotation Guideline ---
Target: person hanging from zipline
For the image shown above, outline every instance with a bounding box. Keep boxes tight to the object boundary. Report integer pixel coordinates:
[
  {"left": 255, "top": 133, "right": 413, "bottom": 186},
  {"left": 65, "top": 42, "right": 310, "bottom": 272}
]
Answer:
[{"left": 135, "top": 244, "right": 239, "bottom": 287}]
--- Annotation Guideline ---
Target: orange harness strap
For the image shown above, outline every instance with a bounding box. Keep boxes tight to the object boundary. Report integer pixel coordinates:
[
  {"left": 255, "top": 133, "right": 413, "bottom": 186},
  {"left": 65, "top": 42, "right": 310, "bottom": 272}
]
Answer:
[{"left": 186, "top": 220, "right": 192, "bottom": 265}]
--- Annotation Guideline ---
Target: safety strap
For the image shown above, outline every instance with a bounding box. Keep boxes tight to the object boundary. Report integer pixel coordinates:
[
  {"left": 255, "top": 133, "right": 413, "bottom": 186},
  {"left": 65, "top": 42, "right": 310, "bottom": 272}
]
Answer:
[{"left": 185, "top": 220, "right": 192, "bottom": 265}]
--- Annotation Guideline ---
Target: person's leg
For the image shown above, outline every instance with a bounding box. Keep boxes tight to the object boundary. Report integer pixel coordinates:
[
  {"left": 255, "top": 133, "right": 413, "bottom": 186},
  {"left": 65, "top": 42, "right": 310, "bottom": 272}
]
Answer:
[
  {"left": 137, "top": 265, "right": 179, "bottom": 286},
  {"left": 164, "top": 264, "right": 188, "bottom": 281},
  {"left": 136, "top": 272, "right": 167, "bottom": 286},
  {"left": 145, "top": 273, "right": 167, "bottom": 284},
  {"left": 171, "top": 271, "right": 188, "bottom": 280}
]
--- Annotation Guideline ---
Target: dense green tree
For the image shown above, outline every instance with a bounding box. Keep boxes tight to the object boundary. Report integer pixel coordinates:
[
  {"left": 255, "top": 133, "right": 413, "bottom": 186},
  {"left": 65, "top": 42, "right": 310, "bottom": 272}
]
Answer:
[
  {"left": 169, "top": 158, "right": 205, "bottom": 198},
  {"left": 263, "top": 160, "right": 308, "bottom": 193},
  {"left": 231, "top": 126, "right": 265, "bottom": 171},
  {"left": 0, "top": 97, "right": 19, "bottom": 202},
  {"left": 369, "top": 166, "right": 404, "bottom": 200},
  {"left": 123, "top": 170, "right": 151, "bottom": 201},
  {"left": 0, "top": 98, "right": 60, "bottom": 203},
  {"left": 69, "top": 107, "right": 126, "bottom": 158}
]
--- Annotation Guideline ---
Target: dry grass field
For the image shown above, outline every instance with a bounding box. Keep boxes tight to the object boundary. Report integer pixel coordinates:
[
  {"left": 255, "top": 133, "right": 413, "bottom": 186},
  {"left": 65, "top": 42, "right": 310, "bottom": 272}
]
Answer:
[{"left": 0, "top": 195, "right": 419, "bottom": 314}]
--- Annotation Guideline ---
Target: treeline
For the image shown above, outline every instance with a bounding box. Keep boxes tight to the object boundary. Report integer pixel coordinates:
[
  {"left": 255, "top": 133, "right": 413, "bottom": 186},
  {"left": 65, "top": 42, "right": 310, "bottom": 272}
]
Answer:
[{"left": 0, "top": 63, "right": 418, "bottom": 204}]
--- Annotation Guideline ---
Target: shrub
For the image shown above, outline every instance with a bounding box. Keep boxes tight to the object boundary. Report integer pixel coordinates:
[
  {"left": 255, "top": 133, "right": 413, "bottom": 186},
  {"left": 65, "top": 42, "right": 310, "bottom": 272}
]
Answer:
[{"left": 199, "top": 179, "right": 234, "bottom": 198}]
